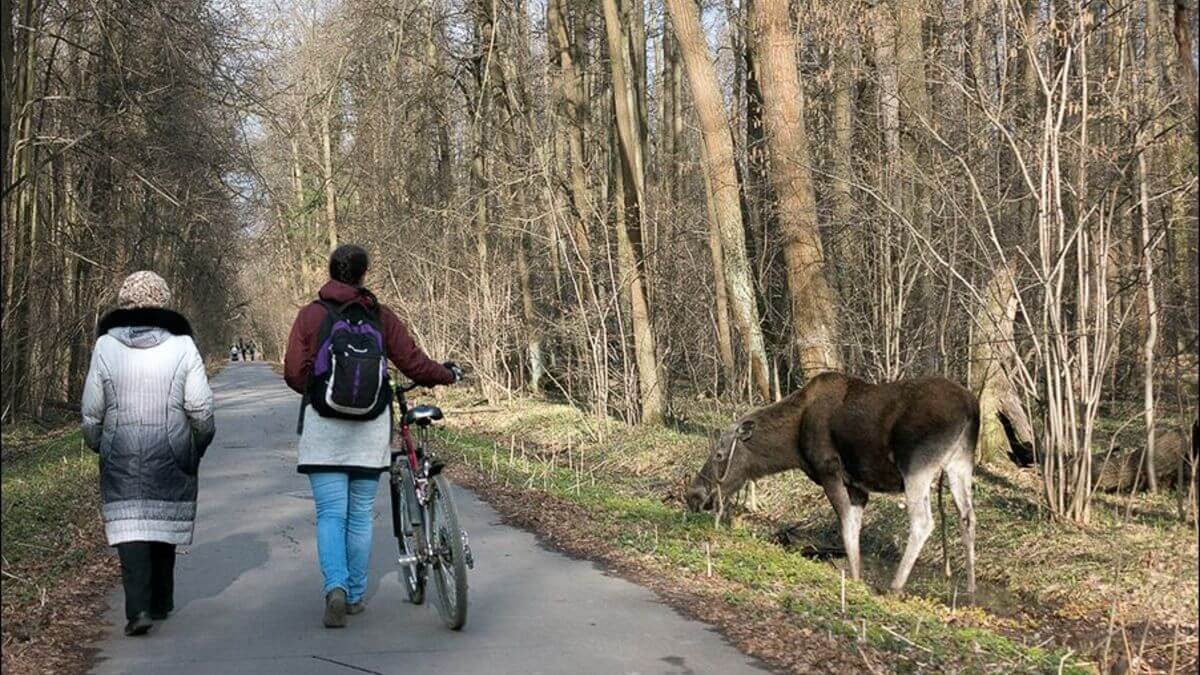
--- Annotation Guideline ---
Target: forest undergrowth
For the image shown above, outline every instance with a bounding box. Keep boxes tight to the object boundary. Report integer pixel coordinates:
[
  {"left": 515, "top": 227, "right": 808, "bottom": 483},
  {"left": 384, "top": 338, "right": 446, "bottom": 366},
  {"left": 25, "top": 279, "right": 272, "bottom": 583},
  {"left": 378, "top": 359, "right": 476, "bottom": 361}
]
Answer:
[
  {"left": 433, "top": 389, "right": 1199, "bottom": 673},
  {"left": 0, "top": 423, "right": 118, "bottom": 675}
]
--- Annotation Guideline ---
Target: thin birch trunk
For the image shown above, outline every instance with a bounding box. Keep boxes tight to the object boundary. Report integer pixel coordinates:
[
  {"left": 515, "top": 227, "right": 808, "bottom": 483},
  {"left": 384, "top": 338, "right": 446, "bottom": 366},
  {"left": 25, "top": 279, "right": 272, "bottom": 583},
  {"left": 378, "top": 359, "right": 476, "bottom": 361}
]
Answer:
[{"left": 1139, "top": 139, "right": 1159, "bottom": 492}]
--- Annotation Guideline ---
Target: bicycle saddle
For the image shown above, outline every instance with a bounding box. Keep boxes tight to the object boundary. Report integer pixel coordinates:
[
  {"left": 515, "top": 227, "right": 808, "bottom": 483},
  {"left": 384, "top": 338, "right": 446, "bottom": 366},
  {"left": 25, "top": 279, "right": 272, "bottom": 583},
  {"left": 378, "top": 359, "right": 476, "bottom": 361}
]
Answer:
[{"left": 404, "top": 405, "right": 443, "bottom": 426}]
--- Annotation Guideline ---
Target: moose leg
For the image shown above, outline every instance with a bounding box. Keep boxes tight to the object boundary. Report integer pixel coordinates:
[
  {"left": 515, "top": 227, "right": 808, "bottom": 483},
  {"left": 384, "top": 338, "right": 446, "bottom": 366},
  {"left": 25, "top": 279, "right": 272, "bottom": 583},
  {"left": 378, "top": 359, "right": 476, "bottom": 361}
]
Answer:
[
  {"left": 822, "top": 479, "right": 867, "bottom": 580},
  {"left": 890, "top": 469, "right": 937, "bottom": 592},
  {"left": 944, "top": 454, "right": 976, "bottom": 596}
]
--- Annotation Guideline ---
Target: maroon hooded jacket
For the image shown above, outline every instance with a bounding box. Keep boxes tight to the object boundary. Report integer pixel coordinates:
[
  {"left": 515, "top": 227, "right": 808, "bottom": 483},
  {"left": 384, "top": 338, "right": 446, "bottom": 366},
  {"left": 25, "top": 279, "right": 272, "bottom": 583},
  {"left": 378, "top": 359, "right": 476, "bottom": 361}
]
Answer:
[{"left": 283, "top": 280, "right": 454, "bottom": 394}]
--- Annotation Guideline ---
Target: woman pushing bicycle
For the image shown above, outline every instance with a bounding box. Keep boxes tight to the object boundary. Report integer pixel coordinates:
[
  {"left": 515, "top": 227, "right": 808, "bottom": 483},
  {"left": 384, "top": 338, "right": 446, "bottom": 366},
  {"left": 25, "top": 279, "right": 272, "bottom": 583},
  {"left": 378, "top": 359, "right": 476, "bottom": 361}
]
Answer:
[{"left": 283, "top": 244, "right": 461, "bottom": 628}]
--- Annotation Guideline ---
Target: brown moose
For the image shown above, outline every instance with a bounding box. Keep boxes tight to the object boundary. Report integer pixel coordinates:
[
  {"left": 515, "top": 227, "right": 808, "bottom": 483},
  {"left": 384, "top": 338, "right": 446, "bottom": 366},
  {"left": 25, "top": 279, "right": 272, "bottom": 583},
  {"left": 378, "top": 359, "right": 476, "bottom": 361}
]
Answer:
[{"left": 685, "top": 372, "right": 979, "bottom": 595}]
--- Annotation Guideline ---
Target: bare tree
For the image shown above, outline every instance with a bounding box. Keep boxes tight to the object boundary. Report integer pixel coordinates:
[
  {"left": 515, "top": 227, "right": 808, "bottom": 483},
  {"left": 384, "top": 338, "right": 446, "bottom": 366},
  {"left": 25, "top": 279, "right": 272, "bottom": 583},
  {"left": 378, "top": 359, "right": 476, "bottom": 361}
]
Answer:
[
  {"left": 664, "top": 0, "right": 772, "bottom": 401},
  {"left": 750, "top": 0, "right": 843, "bottom": 376}
]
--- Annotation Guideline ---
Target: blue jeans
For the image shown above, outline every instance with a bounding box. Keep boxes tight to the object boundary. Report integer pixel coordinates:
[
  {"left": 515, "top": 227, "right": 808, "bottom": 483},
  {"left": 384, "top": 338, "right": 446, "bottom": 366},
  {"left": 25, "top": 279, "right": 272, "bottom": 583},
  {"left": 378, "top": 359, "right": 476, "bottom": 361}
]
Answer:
[{"left": 308, "top": 472, "right": 380, "bottom": 604}]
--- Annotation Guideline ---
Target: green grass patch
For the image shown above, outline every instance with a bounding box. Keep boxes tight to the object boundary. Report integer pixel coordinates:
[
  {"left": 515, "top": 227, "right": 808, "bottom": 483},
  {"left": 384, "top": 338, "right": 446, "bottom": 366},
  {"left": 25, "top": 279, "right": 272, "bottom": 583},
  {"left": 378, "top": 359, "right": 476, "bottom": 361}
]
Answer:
[
  {"left": 442, "top": 391, "right": 1198, "bottom": 632},
  {"left": 1, "top": 427, "right": 105, "bottom": 610},
  {"left": 441, "top": 427, "right": 1084, "bottom": 673}
]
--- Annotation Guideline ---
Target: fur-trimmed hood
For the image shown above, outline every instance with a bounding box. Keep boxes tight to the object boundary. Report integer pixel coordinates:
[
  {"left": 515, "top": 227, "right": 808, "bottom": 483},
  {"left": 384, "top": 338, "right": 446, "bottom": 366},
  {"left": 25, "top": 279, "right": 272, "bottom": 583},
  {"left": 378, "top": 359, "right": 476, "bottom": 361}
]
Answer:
[{"left": 97, "top": 307, "right": 193, "bottom": 338}]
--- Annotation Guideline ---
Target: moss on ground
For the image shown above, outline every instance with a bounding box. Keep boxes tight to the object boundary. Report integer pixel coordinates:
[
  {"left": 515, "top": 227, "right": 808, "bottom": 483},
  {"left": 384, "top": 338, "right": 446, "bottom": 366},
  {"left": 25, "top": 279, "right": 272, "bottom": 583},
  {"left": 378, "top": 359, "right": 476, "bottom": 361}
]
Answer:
[{"left": 1, "top": 427, "right": 104, "bottom": 608}]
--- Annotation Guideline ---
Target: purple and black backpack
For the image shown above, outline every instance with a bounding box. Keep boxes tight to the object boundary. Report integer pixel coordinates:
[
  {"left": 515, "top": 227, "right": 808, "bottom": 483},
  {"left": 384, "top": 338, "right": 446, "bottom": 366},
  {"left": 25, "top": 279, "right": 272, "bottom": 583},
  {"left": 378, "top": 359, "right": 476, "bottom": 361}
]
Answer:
[{"left": 306, "top": 300, "right": 392, "bottom": 421}]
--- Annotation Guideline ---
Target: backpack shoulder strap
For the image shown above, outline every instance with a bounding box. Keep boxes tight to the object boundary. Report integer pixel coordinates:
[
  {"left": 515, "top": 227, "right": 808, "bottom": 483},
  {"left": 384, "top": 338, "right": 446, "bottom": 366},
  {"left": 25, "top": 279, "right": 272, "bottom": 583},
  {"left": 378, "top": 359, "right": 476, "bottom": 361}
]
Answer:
[{"left": 312, "top": 300, "right": 342, "bottom": 341}]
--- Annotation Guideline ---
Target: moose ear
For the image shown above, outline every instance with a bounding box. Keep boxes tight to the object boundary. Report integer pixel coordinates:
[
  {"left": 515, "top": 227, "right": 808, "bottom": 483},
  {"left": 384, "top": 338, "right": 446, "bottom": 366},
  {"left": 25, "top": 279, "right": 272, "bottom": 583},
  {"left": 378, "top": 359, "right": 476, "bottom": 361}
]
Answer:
[{"left": 736, "top": 419, "right": 755, "bottom": 441}]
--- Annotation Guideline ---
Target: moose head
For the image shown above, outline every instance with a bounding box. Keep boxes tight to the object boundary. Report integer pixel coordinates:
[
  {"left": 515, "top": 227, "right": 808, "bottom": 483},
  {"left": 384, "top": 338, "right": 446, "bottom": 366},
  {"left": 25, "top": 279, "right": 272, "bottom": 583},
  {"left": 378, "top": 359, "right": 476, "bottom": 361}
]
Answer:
[{"left": 685, "top": 419, "right": 758, "bottom": 512}]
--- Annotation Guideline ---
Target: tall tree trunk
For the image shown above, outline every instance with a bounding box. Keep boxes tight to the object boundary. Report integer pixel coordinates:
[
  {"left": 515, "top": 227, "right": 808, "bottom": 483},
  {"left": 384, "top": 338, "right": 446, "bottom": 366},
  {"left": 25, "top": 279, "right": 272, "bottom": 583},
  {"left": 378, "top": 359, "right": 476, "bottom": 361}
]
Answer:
[
  {"left": 743, "top": 0, "right": 769, "bottom": 266},
  {"left": 700, "top": 140, "right": 737, "bottom": 390},
  {"left": 969, "top": 265, "right": 1033, "bottom": 463},
  {"left": 3, "top": 0, "right": 37, "bottom": 416},
  {"left": 472, "top": 0, "right": 499, "bottom": 401},
  {"left": 665, "top": 0, "right": 772, "bottom": 401},
  {"left": 516, "top": 223, "right": 543, "bottom": 391},
  {"left": 548, "top": 0, "right": 593, "bottom": 263},
  {"left": 751, "top": 0, "right": 843, "bottom": 376},
  {"left": 290, "top": 135, "right": 311, "bottom": 294},
  {"left": 1139, "top": 0, "right": 1168, "bottom": 491},
  {"left": 1139, "top": 137, "right": 1160, "bottom": 492},
  {"left": 424, "top": 20, "right": 453, "bottom": 207},
  {"left": 895, "top": 0, "right": 930, "bottom": 125},
  {"left": 660, "top": 24, "right": 684, "bottom": 196},
  {"left": 831, "top": 33, "right": 856, "bottom": 231},
  {"left": 1174, "top": 1, "right": 1199, "bottom": 118},
  {"left": 1, "top": 0, "right": 13, "bottom": 167},
  {"left": 873, "top": 2, "right": 901, "bottom": 163},
  {"left": 321, "top": 98, "right": 338, "bottom": 252},
  {"left": 602, "top": 0, "right": 667, "bottom": 423}
]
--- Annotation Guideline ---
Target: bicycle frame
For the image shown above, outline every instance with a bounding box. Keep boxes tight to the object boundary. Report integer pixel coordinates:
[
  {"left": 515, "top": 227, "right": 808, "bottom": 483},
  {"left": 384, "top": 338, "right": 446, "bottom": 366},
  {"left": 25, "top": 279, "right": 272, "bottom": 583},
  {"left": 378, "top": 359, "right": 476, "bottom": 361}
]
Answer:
[
  {"left": 393, "top": 384, "right": 429, "bottom": 499},
  {"left": 391, "top": 382, "right": 435, "bottom": 562}
]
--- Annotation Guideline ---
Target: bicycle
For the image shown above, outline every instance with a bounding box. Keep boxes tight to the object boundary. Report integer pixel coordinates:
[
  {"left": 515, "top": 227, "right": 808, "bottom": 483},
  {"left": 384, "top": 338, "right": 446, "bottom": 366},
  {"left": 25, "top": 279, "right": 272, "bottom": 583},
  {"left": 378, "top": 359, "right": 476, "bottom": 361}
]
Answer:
[{"left": 388, "top": 380, "right": 473, "bottom": 630}]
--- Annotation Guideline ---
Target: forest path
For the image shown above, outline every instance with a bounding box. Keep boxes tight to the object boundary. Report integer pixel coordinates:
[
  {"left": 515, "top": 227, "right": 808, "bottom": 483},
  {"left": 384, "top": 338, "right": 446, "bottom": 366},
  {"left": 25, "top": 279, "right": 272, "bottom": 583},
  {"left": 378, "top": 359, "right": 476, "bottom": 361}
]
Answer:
[{"left": 87, "top": 362, "right": 767, "bottom": 675}]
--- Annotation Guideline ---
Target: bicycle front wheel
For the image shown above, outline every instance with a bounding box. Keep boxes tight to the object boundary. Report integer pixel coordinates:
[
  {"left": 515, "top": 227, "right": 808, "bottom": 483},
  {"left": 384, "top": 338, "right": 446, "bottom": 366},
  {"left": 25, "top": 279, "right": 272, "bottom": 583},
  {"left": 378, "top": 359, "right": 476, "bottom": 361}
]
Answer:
[{"left": 428, "top": 474, "right": 468, "bottom": 630}]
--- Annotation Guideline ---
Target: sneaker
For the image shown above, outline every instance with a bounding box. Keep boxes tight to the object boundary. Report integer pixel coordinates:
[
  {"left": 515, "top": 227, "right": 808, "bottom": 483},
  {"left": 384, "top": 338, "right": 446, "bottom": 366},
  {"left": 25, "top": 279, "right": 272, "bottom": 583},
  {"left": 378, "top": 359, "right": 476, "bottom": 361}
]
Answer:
[
  {"left": 124, "top": 612, "right": 153, "bottom": 636},
  {"left": 323, "top": 589, "right": 347, "bottom": 628},
  {"left": 347, "top": 600, "right": 365, "bottom": 615}
]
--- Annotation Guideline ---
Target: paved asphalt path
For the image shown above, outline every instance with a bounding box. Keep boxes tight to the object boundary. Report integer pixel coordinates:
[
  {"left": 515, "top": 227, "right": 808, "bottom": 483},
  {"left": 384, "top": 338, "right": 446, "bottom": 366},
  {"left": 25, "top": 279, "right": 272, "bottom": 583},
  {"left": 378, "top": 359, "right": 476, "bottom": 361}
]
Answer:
[{"left": 89, "top": 362, "right": 768, "bottom": 675}]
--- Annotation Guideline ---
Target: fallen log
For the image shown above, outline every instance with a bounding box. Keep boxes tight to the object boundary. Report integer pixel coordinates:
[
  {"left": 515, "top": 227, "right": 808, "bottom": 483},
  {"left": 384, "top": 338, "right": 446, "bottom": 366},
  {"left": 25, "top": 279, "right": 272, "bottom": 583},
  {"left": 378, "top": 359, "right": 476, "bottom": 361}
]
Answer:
[{"left": 1092, "top": 421, "right": 1198, "bottom": 493}]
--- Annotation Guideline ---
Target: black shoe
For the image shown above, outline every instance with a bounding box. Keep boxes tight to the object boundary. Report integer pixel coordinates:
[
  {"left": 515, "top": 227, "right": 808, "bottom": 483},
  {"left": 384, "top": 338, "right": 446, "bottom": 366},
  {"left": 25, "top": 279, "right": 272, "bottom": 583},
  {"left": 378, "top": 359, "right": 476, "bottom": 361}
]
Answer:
[
  {"left": 124, "top": 612, "right": 153, "bottom": 636},
  {"left": 347, "top": 600, "right": 365, "bottom": 615},
  {"left": 428, "top": 459, "right": 445, "bottom": 477},
  {"left": 323, "top": 589, "right": 347, "bottom": 628}
]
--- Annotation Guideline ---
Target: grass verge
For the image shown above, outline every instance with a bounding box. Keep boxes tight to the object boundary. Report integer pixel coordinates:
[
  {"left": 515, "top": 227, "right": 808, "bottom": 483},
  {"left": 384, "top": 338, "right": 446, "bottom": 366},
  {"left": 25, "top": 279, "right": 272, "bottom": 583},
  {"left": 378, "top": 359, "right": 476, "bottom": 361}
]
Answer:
[
  {"left": 435, "top": 391, "right": 1198, "bottom": 673},
  {"left": 442, "top": 426, "right": 1082, "bottom": 674},
  {"left": 1, "top": 424, "right": 117, "bottom": 675}
]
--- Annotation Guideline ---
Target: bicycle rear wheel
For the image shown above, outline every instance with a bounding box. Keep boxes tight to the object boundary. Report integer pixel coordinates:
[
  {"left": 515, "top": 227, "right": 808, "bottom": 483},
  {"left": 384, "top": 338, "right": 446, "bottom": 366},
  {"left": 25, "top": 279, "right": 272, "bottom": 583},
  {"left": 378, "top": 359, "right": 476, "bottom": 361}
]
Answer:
[
  {"left": 428, "top": 474, "right": 468, "bottom": 630},
  {"left": 389, "top": 462, "right": 425, "bottom": 605}
]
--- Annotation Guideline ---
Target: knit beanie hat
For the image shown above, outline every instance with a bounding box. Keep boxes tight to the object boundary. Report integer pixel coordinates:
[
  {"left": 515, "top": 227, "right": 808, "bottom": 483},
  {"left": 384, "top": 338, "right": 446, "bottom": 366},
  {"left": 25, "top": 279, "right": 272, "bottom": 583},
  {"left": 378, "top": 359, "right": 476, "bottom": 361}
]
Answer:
[{"left": 118, "top": 271, "right": 172, "bottom": 309}]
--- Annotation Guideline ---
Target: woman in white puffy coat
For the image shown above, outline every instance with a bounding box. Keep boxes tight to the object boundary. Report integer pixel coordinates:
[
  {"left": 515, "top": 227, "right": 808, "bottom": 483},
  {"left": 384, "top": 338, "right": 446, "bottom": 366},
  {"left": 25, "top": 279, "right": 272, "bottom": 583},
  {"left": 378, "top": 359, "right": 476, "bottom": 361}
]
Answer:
[{"left": 81, "top": 271, "right": 215, "bottom": 636}]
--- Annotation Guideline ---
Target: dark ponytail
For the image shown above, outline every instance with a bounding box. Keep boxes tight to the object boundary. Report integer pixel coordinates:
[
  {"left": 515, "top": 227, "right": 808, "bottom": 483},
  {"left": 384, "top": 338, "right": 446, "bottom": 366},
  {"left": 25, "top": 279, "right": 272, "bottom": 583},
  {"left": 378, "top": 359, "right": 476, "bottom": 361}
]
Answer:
[{"left": 329, "top": 244, "right": 369, "bottom": 286}]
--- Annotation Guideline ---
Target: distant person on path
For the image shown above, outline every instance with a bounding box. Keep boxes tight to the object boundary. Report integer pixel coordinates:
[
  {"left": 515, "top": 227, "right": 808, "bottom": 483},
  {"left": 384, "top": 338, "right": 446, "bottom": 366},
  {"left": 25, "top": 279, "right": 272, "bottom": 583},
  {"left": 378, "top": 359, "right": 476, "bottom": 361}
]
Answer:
[
  {"left": 230, "top": 344, "right": 239, "bottom": 361},
  {"left": 81, "top": 271, "right": 216, "bottom": 637},
  {"left": 284, "top": 244, "right": 460, "bottom": 628}
]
